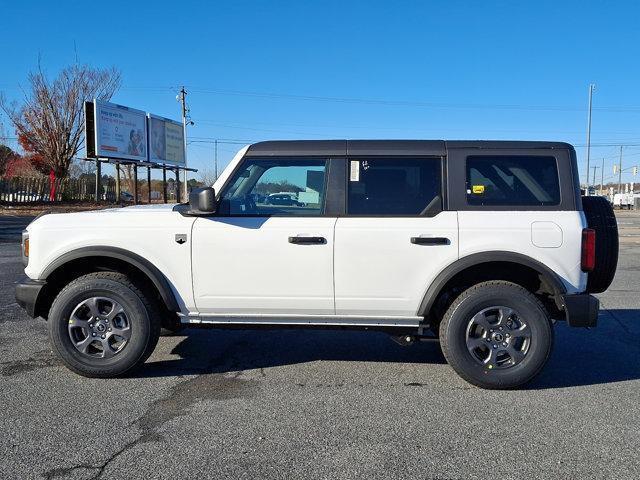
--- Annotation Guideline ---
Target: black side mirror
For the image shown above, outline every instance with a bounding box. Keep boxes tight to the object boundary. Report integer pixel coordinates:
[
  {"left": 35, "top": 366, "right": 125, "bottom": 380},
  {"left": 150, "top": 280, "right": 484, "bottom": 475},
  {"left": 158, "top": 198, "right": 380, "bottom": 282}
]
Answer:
[{"left": 189, "top": 187, "right": 217, "bottom": 215}]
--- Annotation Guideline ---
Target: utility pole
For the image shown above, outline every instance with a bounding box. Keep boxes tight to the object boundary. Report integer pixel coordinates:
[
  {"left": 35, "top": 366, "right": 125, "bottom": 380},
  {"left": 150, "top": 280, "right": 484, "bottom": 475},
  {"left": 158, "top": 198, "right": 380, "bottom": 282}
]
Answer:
[
  {"left": 618, "top": 146, "right": 624, "bottom": 194},
  {"left": 214, "top": 139, "right": 218, "bottom": 181},
  {"left": 584, "top": 83, "right": 595, "bottom": 194},
  {"left": 591, "top": 165, "right": 599, "bottom": 188},
  {"left": 178, "top": 86, "right": 189, "bottom": 201},
  {"left": 600, "top": 157, "right": 604, "bottom": 195}
]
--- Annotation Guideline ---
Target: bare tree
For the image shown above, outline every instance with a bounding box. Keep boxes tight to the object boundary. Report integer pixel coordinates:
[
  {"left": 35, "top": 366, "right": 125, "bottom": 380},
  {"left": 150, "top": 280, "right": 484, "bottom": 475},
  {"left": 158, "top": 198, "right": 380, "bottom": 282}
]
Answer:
[
  {"left": 199, "top": 168, "right": 218, "bottom": 186},
  {"left": 1, "top": 63, "right": 121, "bottom": 178}
]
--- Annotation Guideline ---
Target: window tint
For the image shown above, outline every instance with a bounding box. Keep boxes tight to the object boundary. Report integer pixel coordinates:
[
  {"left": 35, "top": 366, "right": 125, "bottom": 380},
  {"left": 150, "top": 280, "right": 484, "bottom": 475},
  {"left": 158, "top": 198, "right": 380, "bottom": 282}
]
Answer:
[
  {"left": 219, "top": 158, "right": 327, "bottom": 215},
  {"left": 466, "top": 156, "right": 560, "bottom": 206},
  {"left": 347, "top": 158, "right": 442, "bottom": 215}
]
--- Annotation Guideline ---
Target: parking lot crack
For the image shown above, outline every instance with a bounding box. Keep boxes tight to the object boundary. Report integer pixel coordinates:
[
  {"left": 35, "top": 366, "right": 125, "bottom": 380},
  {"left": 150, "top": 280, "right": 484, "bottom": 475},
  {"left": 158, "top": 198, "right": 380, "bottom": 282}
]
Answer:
[{"left": 42, "top": 340, "right": 258, "bottom": 480}]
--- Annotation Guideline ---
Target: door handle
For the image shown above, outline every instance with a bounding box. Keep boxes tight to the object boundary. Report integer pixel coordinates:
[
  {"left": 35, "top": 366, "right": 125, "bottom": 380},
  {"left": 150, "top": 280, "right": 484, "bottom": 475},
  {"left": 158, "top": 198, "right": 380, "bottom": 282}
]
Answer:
[
  {"left": 411, "top": 236, "right": 450, "bottom": 245},
  {"left": 288, "top": 236, "right": 326, "bottom": 245}
]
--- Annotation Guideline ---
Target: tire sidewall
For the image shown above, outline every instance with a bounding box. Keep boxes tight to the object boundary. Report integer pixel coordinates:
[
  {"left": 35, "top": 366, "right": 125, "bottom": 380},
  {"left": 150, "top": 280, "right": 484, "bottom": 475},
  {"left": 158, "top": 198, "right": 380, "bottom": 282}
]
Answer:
[
  {"left": 442, "top": 285, "right": 553, "bottom": 389},
  {"left": 49, "top": 278, "right": 152, "bottom": 376}
]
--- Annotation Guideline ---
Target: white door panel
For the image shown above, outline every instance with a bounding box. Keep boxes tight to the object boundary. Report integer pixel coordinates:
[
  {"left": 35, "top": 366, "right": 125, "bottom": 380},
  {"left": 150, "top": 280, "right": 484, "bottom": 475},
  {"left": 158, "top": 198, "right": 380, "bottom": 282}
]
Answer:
[
  {"left": 334, "top": 213, "right": 459, "bottom": 316},
  {"left": 192, "top": 217, "right": 336, "bottom": 314}
]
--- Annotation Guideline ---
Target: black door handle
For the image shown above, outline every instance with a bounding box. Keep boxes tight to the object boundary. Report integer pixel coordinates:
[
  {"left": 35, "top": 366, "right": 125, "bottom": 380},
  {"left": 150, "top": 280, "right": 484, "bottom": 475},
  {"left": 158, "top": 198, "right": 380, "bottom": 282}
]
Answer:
[
  {"left": 411, "top": 236, "right": 450, "bottom": 245},
  {"left": 288, "top": 236, "right": 326, "bottom": 245}
]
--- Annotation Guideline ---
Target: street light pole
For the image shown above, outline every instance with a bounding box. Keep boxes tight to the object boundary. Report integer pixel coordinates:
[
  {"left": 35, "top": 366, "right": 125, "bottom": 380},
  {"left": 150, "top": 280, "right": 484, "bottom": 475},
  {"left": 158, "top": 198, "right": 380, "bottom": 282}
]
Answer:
[
  {"left": 585, "top": 83, "right": 595, "bottom": 194},
  {"left": 618, "top": 146, "right": 624, "bottom": 194},
  {"left": 214, "top": 139, "right": 218, "bottom": 181},
  {"left": 178, "top": 86, "right": 189, "bottom": 201}
]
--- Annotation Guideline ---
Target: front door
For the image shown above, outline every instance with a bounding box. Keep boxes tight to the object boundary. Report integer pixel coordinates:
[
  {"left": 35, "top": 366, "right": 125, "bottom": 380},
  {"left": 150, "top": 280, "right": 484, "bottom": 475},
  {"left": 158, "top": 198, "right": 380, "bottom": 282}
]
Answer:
[
  {"left": 334, "top": 156, "right": 459, "bottom": 317},
  {"left": 192, "top": 156, "right": 336, "bottom": 315}
]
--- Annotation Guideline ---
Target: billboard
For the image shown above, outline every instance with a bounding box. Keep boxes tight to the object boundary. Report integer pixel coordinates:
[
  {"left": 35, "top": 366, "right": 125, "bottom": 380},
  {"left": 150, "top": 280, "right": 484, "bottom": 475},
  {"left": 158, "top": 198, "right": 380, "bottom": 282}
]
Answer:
[
  {"left": 148, "top": 115, "right": 186, "bottom": 165},
  {"left": 94, "top": 100, "right": 148, "bottom": 162}
]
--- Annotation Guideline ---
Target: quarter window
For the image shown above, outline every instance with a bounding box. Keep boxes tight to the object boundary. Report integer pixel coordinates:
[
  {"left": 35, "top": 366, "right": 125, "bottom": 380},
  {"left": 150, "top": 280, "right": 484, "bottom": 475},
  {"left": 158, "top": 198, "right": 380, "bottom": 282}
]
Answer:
[
  {"left": 466, "top": 156, "right": 560, "bottom": 206},
  {"left": 219, "top": 158, "right": 327, "bottom": 215},
  {"left": 347, "top": 158, "right": 442, "bottom": 215}
]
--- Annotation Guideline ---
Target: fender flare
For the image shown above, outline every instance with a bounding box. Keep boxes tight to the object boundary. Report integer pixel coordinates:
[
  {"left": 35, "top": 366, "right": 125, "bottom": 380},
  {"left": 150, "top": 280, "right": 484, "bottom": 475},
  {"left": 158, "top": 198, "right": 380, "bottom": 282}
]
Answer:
[
  {"left": 40, "top": 246, "right": 180, "bottom": 312},
  {"left": 417, "top": 251, "right": 567, "bottom": 316}
]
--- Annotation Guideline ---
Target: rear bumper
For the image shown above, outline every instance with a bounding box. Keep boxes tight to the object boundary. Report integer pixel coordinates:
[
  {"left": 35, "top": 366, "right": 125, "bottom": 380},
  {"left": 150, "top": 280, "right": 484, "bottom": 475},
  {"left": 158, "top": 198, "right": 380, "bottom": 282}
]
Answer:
[
  {"left": 562, "top": 293, "right": 599, "bottom": 328},
  {"left": 15, "top": 277, "right": 45, "bottom": 318}
]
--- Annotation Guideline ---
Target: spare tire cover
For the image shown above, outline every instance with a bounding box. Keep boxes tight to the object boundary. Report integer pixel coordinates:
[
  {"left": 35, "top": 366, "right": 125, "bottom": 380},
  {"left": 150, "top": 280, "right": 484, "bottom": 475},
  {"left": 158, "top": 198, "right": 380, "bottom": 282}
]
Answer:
[{"left": 581, "top": 196, "right": 619, "bottom": 293}]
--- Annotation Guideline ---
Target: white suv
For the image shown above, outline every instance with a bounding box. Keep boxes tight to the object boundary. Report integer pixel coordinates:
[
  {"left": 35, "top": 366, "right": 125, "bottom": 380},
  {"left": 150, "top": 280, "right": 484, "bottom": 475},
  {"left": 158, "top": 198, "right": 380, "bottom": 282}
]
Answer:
[{"left": 15, "top": 141, "right": 618, "bottom": 389}]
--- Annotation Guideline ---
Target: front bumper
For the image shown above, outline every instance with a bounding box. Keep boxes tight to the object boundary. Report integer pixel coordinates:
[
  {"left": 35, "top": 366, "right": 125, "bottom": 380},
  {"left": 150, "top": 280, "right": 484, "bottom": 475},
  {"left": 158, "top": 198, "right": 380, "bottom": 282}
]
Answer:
[
  {"left": 15, "top": 277, "right": 46, "bottom": 318},
  {"left": 562, "top": 293, "right": 599, "bottom": 328}
]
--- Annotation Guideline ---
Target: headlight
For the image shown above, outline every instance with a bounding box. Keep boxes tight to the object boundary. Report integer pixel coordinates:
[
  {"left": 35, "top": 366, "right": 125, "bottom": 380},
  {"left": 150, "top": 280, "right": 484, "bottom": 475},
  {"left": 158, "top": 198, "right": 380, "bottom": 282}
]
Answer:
[{"left": 21, "top": 230, "right": 29, "bottom": 267}]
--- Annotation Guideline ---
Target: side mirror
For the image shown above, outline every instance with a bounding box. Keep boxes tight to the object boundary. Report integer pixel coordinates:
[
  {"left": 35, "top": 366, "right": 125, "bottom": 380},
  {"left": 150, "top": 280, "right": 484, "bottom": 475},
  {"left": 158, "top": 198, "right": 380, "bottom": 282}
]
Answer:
[{"left": 189, "top": 187, "right": 217, "bottom": 215}]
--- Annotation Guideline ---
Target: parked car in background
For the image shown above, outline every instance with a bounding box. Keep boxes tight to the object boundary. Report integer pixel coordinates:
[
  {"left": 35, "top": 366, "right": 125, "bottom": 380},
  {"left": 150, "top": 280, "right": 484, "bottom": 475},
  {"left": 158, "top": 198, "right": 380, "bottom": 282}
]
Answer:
[
  {"left": 101, "top": 191, "right": 135, "bottom": 203},
  {"left": 613, "top": 193, "right": 634, "bottom": 209},
  {"left": 264, "top": 193, "right": 304, "bottom": 207}
]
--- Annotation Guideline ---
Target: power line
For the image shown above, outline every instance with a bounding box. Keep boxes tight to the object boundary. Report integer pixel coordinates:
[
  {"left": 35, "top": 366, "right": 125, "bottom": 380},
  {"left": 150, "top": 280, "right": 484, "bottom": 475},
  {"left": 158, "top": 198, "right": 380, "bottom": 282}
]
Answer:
[
  {"left": 184, "top": 87, "right": 640, "bottom": 113},
  {"left": 191, "top": 117, "right": 640, "bottom": 136},
  {"left": 114, "top": 84, "right": 640, "bottom": 113}
]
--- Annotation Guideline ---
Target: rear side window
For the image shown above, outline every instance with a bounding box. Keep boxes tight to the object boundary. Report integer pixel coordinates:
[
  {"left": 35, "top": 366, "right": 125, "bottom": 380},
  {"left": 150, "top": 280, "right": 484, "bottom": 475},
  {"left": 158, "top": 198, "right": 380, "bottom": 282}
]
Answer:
[
  {"left": 466, "top": 156, "right": 560, "bottom": 206},
  {"left": 347, "top": 158, "right": 442, "bottom": 215}
]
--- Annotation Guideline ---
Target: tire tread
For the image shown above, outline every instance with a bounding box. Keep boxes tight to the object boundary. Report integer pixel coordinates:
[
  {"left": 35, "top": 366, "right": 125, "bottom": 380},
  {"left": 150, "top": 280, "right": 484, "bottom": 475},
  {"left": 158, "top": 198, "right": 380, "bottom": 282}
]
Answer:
[
  {"left": 439, "top": 280, "right": 552, "bottom": 389},
  {"left": 49, "top": 272, "right": 161, "bottom": 378}
]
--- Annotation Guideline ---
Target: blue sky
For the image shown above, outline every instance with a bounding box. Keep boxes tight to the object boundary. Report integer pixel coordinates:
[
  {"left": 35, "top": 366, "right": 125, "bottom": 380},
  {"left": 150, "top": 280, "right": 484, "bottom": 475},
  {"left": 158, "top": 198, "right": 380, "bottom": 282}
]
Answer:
[{"left": 2, "top": 0, "right": 640, "bottom": 185}]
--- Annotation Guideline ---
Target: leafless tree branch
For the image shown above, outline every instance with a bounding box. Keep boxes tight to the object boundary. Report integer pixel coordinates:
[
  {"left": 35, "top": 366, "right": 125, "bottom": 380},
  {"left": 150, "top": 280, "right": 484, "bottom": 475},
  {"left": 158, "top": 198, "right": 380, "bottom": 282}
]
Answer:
[{"left": 0, "top": 64, "right": 121, "bottom": 177}]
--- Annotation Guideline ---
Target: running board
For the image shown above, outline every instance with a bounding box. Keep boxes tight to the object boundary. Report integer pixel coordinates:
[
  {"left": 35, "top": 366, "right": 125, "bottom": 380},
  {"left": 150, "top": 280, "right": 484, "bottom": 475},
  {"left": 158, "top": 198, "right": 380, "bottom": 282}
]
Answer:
[{"left": 182, "top": 314, "right": 423, "bottom": 328}]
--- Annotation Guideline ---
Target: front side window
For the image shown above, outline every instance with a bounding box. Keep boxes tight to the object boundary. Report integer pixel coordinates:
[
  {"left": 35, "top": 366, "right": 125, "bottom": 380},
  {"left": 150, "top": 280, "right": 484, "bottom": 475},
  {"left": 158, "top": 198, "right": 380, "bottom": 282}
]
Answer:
[
  {"left": 219, "top": 157, "right": 327, "bottom": 215},
  {"left": 466, "top": 156, "right": 560, "bottom": 206},
  {"left": 347, "top": 158, "right": 442, "bottom": 215}
]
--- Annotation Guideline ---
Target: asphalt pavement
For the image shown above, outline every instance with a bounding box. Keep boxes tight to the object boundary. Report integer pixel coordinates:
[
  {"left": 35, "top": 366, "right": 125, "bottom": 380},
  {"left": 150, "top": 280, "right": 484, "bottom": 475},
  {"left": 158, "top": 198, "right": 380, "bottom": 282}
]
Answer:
[
  {"left": 0, "top": 213, "right": 639, "bottom": 479},
  {"left": 0, "top": 215, "right": 33, "bottom": 243}
]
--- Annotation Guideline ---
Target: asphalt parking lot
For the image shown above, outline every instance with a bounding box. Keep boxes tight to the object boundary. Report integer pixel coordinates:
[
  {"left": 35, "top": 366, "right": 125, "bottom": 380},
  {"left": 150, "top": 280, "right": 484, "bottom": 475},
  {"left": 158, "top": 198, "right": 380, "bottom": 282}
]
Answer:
[{"left": 1, "top": 213, "right": 639, "bottom": 480}]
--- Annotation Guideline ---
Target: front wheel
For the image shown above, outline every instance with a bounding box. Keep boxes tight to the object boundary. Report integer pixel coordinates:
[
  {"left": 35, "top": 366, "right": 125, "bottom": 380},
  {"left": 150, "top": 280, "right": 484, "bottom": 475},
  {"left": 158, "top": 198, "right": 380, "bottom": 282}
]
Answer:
[
  {"left": 439, "top": 281, "right": 553, "bottom": 389},
  {"left": 48, "top": 272, "right": 160, "bottom": 378}
]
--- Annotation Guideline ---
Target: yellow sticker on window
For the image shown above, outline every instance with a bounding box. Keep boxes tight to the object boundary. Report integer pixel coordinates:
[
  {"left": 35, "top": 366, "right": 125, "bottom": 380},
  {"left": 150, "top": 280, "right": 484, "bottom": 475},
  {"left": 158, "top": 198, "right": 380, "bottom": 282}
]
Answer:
[{"left": 472, "top": 185, "right": 485, "bottom": 194}]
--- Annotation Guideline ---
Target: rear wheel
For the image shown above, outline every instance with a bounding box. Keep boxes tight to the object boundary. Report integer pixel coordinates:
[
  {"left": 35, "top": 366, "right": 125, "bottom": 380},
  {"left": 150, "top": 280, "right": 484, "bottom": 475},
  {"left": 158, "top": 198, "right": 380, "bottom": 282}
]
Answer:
[
  {"left": 48, "top": 272, "right": 160, "bottom": 378},
  {"left": 439, "top": 281, "right": 553, "bottom": 389}
]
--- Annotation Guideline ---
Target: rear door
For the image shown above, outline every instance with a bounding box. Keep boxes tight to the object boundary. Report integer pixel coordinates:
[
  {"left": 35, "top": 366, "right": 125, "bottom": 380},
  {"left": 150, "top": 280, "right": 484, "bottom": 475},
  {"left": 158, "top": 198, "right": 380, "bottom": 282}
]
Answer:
[{"left": 334, "top": 156, "right": 459, "bottom": 317}]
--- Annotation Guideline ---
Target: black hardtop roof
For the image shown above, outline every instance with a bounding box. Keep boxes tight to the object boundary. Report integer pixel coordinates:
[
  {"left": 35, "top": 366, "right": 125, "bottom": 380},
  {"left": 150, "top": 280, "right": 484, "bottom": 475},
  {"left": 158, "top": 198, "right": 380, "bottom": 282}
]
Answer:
[{"left": 245, "top": 140, "right": 574, "bottom": 157}]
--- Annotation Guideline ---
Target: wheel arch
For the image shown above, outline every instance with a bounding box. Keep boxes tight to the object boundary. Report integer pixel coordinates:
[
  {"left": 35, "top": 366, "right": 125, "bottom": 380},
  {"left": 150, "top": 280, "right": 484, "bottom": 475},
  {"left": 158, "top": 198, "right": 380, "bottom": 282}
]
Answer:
[
  {"left": 417, "top": 251, "right": 567, "bottom": 318},
  {"left": 34, "top": 246, "right": 179, "bottom": 318}
]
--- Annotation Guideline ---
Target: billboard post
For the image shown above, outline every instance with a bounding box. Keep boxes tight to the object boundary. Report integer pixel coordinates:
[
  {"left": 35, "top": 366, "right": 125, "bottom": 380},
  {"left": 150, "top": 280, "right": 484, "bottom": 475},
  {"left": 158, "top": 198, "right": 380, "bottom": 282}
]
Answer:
[{"left": 147, "top": 166, "right": 152, "bottom": 203}]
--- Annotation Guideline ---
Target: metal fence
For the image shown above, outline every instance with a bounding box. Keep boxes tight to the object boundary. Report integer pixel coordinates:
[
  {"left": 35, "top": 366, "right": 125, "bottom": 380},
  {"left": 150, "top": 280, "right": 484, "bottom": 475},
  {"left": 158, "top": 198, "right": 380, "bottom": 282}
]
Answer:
[{"left": 0, "top": 177, "right": 116, "bottom": 204}]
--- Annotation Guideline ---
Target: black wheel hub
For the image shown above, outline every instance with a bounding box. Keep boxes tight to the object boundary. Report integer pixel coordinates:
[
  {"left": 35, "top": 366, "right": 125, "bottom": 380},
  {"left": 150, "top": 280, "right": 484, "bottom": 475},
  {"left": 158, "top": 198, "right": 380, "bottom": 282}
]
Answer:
[
  {"left": 67, "top": 297, "right": 131, "bottom": 358},
  {"left": 465, "top": 306, "right": 531, "bottom": 370}
]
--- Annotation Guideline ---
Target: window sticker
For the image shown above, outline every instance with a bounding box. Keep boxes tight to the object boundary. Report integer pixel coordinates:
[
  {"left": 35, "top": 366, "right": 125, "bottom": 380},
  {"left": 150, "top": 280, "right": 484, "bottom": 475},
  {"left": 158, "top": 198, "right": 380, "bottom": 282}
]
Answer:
[
  {"left": 350, "top": 161, "right": 360, "bottom": 182},
  {"left": 472, "top": 185, "right": 485, "bottom": 194}
]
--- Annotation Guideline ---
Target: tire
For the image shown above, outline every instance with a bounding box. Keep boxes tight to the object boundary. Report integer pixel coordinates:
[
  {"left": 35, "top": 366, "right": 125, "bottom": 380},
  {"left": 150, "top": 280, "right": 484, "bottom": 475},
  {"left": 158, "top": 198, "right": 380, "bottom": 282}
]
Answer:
[
  {"left": 581, "top": 196, "right": 619, "bottom": 293},
  {"left": 48, "top": 272, "right": 160, "bottom": 378},
  {"left": 439, "top": 281, "right": 553, "bottom": 389}
]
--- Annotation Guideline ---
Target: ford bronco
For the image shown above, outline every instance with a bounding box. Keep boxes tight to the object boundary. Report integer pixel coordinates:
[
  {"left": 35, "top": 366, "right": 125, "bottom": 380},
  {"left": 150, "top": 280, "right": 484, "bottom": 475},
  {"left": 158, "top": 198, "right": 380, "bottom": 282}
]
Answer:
[{"left": 15, "top": 140, "right": 618, "bottom": 388}]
